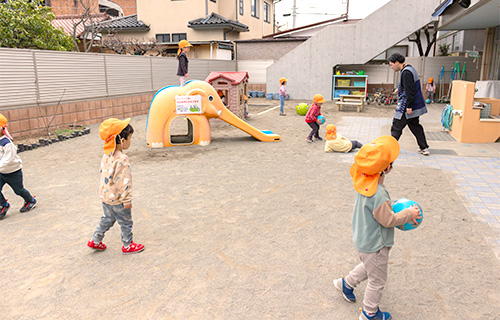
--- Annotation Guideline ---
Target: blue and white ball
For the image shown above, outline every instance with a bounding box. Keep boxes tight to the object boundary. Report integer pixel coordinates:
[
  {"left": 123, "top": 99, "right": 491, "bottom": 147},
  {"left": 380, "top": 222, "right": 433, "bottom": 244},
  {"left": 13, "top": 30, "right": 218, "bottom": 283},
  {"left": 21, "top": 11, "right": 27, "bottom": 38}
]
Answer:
[
  {"left": 392, "top": 198, "right": 423, "bottom": 231},
  {"left": 317, "top": 115, "right": 326, "bottom": 125}
]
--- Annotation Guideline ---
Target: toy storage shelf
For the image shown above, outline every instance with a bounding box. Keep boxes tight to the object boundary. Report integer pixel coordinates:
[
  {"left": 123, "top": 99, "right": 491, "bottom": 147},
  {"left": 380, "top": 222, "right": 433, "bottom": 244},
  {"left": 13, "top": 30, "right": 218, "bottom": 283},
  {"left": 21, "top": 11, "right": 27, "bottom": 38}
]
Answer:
[{"left": 332, "top": 75, "right": 368, "bottom": 99}]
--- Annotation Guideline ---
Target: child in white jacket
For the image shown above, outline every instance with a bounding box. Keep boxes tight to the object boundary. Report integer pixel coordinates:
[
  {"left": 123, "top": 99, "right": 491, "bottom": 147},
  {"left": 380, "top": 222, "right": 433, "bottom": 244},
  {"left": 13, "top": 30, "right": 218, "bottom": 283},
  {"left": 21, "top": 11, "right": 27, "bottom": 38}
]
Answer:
[{"left": 0, "top": 114, "right": 37, "bottom": 220}]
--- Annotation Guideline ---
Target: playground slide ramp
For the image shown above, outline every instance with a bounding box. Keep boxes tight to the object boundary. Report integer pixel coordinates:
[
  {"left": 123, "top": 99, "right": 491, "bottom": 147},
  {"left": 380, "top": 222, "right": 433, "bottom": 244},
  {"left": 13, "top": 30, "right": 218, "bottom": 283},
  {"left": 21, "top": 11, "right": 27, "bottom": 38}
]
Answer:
[{"left": 219, "top": 109, "right": 281, "bottom": 142}]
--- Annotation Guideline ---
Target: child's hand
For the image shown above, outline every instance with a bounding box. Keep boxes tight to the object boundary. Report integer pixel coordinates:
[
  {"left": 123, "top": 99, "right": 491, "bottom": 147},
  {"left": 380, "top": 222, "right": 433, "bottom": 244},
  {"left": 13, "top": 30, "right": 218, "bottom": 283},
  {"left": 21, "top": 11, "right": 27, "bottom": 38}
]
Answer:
[
  {"left": 124, "top": 203, "right": 132, "bottom": 209},
  {"left": 409, "top": 205, "right": 422, "bottom": 224},
  {"left": 185, "top": 73, "right": 189, "bottom": 77}
]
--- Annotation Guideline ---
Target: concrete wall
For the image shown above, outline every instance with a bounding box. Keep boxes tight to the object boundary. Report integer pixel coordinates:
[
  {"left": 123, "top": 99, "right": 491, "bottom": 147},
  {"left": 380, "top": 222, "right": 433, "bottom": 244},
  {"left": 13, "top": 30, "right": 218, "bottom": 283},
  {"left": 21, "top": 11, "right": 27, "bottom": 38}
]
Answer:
[
  {"left": 235, "top": 40, "right": 305, "bottom": 60},
  {"left": 266, "top": 0, "right": 442, "bottom": 100}
]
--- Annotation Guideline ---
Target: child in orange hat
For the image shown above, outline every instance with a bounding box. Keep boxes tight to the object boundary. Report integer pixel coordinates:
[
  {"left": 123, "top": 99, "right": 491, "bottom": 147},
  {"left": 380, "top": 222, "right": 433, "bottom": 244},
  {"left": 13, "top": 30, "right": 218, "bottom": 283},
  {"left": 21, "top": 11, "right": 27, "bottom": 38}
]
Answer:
[
  {"left": 87, "top": 118, "right": 144, "bottom": 254},
  {"left": 304, "top": 94, "right": 325, "bottom": 143},
  {"left": 278, "top": 77, "right": 289, "bottom": 116},
  {"left": 426, "top": 78, "right": 436, "bottom": 103},
  {"left": 333, "top": 135, "right": 421, "bottom": 320},
  {"left": 177, "top": 40, "right": 193, "bottom": 86},
  {"left": 324, "top": 124, "right": 363, "bottom": 153},
  {"left": 0, "top": 114, "right": 37, "bottom": 220}
]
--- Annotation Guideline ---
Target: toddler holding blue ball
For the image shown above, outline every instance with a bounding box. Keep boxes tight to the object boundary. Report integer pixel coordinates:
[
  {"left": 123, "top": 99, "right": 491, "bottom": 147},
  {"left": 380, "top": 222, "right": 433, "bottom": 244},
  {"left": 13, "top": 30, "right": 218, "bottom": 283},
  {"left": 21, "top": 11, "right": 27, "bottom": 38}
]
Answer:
[{"left": 333, "top": 135, "right": 421, "bottom": 320}]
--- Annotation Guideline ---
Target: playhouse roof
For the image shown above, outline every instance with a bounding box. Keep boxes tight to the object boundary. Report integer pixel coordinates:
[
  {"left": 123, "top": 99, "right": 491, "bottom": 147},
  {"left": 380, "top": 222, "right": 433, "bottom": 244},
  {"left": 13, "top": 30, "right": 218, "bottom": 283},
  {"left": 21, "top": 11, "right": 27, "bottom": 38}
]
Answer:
[{"left": 205, "top": 72, "right": 249, "bottom": 85}]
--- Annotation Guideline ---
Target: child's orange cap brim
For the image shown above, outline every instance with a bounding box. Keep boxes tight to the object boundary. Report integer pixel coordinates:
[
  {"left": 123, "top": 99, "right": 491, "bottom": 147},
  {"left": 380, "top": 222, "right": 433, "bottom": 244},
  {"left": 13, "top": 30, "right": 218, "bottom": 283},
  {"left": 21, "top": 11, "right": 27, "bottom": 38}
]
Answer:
[
  {"left": 325, "top": 124, "right": 337, "bottom": 139},
  {"left": 350, "top": 135, "right": 399, "bottom": 197},
  {"left": 99, "top": 118, "right": 131, "bottom": 155}
]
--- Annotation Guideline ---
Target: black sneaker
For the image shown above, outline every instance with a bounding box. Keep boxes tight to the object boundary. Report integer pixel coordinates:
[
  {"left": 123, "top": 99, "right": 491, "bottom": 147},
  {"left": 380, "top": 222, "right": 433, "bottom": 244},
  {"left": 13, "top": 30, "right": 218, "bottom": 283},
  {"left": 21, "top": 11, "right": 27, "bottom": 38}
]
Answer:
[
  {"left": 0, "top": 202, "right": 10, "bottom": 220},
  {"left": 20, "top": 197, "right": 37, "bottom": 213},
  {"left": 316, "top": 136, "right": 323, "bottom": 141}
]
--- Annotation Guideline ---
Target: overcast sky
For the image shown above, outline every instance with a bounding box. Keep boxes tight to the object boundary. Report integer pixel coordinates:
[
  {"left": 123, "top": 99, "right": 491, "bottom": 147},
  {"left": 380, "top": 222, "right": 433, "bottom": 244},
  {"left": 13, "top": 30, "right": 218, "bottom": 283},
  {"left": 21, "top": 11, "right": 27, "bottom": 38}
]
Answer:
[{"left": 274, "top": 0, "right": 392, "bottom": 29}]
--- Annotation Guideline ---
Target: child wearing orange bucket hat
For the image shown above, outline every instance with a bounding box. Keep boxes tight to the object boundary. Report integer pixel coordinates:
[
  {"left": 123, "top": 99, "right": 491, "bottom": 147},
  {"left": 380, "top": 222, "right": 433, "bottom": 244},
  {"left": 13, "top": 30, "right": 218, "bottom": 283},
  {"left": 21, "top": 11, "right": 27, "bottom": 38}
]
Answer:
[
  {"left": 278, "top": 77, "right": 288, "bottom": 116},
  {"left": 425, "top": 77, "right": 436, "bottom": 103},
  {"left": 87, "top": 118, "right": 144, "bottom": 254},
  {"left": 177, "top": 40, "right": 193, "bottom": 86},
  {"left": 304, "top": 94, "right": 325, "bottom": 143},
  {"left": 324, "top": 124, "right": 363, "bottom": 153},
  {"left": 0, "top": 114, "right": 37, "bottom": 220},
  {"left": 333, "top": 135, "right": 421, "bottom": 320}
]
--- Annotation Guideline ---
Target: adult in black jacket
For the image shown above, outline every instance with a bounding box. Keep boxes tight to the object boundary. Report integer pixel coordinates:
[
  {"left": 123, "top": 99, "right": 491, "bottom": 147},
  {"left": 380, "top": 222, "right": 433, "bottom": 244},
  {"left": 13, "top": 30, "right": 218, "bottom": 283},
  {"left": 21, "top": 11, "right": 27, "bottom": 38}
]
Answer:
[
  {"left": 388, "top": 53, "right": 430, "bottom": 156},
  {"left": 177, "top": 40, "right": 192, "bottom": 86}
]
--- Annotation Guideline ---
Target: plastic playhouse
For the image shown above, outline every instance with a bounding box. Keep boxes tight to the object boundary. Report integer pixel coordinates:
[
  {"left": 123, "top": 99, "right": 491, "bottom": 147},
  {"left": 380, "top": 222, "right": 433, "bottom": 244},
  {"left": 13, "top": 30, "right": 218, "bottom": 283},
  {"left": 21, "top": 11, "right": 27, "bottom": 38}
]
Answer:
[
  {"left": 205, "top": 71, "right": 249, "bottom": 119},
  {"left": 146, "top": 80, "right": 281, "bottom": 147}
]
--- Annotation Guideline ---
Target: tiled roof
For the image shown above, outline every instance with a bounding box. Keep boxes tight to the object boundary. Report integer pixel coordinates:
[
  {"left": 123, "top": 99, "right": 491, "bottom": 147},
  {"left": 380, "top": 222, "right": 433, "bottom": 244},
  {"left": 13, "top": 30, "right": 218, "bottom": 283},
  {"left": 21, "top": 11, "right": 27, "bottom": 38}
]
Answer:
[
  {"left": 52, "top": 13, "right": 109, "bottom": 37},
  {"left": 98, "top": 14, "right": 150, "bottom": 31},
  {"left": 205, "top": 72, "right": 249, "bottom": 85},
  {"left": 189, "top": 13, "right": 249, "bottom": 32}
]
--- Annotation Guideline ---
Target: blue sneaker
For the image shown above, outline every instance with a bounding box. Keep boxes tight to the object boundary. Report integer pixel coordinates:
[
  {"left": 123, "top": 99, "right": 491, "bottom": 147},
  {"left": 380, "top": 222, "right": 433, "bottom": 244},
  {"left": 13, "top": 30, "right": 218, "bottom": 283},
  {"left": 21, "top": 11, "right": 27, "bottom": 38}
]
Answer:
[
  {"left": 359, "top": 308, "right": 392, "bottom": 320},
  {"left": 333, "top": 277, "right": 356, "bottom": 303}
]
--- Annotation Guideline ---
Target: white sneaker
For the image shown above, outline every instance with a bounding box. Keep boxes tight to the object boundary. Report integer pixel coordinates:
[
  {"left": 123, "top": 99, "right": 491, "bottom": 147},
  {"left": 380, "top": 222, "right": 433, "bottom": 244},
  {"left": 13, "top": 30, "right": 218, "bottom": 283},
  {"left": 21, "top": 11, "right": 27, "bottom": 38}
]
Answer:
[{"left": 418, "top": 148, "right": 430, "bottom": 156}]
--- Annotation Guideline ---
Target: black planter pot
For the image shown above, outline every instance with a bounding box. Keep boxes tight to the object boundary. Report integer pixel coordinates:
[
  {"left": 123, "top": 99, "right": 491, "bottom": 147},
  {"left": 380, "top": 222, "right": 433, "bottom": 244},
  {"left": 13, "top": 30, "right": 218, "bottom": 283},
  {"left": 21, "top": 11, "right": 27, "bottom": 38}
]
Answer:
[
  {"left": 17, "top": 144, "right": 25, "bottom": 152},
  {"left": 58, "top": 135, "right": 64, "bottom": 141},
  {"left": 51, "top": 138, "right": 58, "bottom": 143},
  {"left": 31, "top": 143, "right": 38, "bottom": 149},
  {"left": 75, "top": 130, "right": 81, "bottom": 136}
]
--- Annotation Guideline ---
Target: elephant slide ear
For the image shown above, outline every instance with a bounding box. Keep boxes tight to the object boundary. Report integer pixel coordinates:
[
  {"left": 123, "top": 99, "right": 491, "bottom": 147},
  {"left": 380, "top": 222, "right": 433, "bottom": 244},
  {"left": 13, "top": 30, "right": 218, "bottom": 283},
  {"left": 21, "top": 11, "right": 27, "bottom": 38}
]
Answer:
[{"left": 185, "top": 88, "right": 207, "bottom": 98}]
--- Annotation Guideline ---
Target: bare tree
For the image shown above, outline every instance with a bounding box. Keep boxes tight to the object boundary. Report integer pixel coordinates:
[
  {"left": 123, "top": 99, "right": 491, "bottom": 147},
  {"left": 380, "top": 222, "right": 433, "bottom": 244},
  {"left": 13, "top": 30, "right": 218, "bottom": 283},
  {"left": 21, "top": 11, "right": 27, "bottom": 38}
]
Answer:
[
  {"left": 408, "top": 23, "right": 438, "bottom": 57},
  {"left": 101, "top": 36, "right": 161, "bottom": 56},
  {"left": 101, "top": 34, "right": 128, "bottom": 54},
  {"left": 125, "top": 37, "right": 158, "bottom": 55},
  {"left": 70, "top": 0, "right": 106, "bottom": 52}
]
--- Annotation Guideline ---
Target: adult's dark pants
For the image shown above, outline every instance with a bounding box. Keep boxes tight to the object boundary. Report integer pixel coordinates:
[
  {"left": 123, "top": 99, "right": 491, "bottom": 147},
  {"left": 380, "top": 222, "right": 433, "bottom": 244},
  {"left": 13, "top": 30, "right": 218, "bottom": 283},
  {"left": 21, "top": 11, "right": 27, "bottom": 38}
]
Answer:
[
  {"left": 0, "top": 169, "right": 33, "bottom": 207},
  {"left": 391, "top": 114, "right": 429, "bottom": 150},
  {"left": 307, "top": 122, "right": 320, "bottom": 140}
]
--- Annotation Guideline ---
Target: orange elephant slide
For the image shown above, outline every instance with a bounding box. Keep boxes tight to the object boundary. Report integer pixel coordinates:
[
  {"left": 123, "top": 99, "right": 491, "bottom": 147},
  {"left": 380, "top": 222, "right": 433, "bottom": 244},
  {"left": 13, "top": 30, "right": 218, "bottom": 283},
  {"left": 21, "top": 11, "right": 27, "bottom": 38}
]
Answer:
[{"left": 146, "top": 81, "right": 281, "bottom": 147}]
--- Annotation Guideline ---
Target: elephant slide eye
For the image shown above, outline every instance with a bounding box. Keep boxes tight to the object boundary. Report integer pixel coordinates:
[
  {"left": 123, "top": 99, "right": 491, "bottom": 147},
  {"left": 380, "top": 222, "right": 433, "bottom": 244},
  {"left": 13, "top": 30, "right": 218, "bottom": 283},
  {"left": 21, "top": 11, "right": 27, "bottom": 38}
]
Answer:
[{"left": 208, "top": 95, "right": 214, "bottom": 102}]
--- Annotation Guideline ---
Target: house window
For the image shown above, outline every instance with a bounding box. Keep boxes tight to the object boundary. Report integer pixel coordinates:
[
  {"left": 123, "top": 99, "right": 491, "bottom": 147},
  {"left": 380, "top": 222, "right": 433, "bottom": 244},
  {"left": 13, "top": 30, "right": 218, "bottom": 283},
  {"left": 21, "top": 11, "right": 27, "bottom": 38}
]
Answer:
[
  {"left": 239, "top": 0, "right": 244, "bottom": 15},
  {"left": 172, "top": 33, "right": 187, "bottom": 43},
  {"left": 156, "top": 34, "right": 170, "bottom": 43},
  {"left": 263, "top": 1, "right": 270, "bottom": 23},
  {"left": 251, "top": 0, "right": 259, "bottom": 18}
]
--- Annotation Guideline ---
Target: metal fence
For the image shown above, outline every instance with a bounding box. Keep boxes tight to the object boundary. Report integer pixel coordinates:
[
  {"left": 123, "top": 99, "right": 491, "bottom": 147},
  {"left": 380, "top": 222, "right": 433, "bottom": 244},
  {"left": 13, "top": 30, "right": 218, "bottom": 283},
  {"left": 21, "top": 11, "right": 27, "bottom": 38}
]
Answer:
[{"left": 0, "top": 48, "right": 237, "bottom": 110}]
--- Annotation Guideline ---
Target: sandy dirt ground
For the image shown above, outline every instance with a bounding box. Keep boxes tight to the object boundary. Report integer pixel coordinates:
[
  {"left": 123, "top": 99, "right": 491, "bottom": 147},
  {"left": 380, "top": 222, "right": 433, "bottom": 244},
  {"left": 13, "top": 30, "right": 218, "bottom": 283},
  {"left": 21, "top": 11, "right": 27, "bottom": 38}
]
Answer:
[{"left": 1, "top": 99, "right": 499, "bottom": 320}]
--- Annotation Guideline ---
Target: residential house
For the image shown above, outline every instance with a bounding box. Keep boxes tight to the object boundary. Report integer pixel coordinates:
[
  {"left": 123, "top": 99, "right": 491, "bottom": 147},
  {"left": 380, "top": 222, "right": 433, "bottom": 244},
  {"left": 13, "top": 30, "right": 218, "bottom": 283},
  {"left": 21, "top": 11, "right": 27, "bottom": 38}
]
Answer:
[
  {"left": 99, "top": 0, "right": 275, "bottom": 59},
  {"left": 45, "top": 0, "right": 136, "bottom": 18}
]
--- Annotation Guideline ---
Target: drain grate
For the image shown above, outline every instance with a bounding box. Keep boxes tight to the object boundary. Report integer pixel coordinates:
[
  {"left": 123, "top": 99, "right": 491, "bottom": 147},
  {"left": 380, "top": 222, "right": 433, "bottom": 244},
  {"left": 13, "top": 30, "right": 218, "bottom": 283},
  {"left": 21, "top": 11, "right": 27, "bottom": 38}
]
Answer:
[
  {"left": 428, "top": 149, "right": 458, "bottom": 155},
  {"left": 425, "top": 131, "right": 456, "bottom": 142}
]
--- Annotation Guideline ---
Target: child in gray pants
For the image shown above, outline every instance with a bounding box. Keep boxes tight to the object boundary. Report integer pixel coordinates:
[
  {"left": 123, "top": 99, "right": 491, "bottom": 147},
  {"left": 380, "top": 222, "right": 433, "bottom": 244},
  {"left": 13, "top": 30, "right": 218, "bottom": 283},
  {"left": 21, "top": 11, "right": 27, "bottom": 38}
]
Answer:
[
  {"left": 333, "top": 135, "right": 421, "bottom": 320},
  {"left": 87, "top": 118, "right": 144, "bottom": 254}
]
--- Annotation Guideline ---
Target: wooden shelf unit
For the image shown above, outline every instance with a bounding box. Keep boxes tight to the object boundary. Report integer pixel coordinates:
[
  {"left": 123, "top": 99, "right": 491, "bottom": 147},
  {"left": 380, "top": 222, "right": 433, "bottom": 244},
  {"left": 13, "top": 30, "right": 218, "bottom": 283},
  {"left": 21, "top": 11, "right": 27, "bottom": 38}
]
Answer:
[{"left": 332, "top": 75, "right": 368, "bottom": 99}]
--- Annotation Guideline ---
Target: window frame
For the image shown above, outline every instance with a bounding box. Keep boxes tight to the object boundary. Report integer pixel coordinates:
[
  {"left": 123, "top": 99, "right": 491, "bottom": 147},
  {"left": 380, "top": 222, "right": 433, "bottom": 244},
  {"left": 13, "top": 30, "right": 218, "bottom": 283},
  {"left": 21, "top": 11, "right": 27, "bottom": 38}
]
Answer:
[
  {"left": 239, "top": 0, "right": 244, "bottom": 15},
  {"left": 251, "top": 0, "right": 259, "bottom": 19},
  {"left": 263, "top": 1, "right": 270, "bottom": 23},
  {"left": 172, "top": 33, "right": 187, "bottom": 43},
  {"left": 155, "top": 34, "right": 170, "bottom": 43}
]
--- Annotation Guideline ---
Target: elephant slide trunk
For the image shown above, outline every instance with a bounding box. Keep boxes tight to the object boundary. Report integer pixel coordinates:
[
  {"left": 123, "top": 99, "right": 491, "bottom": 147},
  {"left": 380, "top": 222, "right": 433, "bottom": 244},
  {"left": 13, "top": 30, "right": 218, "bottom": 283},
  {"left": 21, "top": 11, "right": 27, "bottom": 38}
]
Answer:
[{"left": 218, "top": 109, "right": 281, "bottom": 142}]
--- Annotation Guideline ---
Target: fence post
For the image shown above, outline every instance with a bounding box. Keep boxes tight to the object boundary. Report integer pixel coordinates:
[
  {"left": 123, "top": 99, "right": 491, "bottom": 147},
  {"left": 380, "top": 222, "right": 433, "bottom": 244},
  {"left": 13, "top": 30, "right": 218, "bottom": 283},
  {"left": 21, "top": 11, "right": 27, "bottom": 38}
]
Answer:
[
  {"left": 103, "top": 55, "right": 109, "bottom": 96},
  {"left": 32, "top": 51, "right": 41, "bottom": 104},
  {"left": 150, "top": 56, "right": 154, "bottom": 91}
]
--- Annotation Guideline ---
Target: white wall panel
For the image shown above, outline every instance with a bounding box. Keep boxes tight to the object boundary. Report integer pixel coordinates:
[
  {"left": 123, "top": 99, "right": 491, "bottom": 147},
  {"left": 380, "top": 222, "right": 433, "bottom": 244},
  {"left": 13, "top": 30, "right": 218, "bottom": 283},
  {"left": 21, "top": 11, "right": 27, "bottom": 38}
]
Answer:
[
  {"left": 35, "top": 51, "right": 106, "bottom": 104},
  {"left": 0, "top": 49, "right": 37, "bottom": 108}
]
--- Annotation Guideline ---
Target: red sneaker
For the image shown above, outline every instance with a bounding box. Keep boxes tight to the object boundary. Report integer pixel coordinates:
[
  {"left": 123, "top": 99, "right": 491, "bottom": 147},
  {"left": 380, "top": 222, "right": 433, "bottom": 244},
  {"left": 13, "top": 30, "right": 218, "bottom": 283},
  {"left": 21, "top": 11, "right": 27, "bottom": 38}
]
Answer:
[
  {"left": 87, "top": 239, "right": 106, "bottom": 251},
  {"left": 122, "top": 241, "right": 144, "bottom": 254}
]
